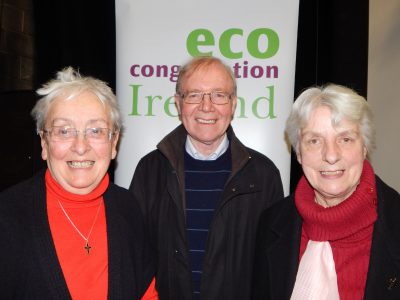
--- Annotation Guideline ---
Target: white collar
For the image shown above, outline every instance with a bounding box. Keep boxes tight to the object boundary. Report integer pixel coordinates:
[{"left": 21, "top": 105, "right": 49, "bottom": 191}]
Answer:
[{"left": 185, "top": 134, "right": 229, "bottom": 161}]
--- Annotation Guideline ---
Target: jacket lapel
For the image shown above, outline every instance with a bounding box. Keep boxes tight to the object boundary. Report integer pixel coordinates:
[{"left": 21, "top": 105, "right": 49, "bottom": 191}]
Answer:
[
  {"left": 364, "top": 176, "right": 400, "bottom": 299},
  {"left": 158, "top": 124, "right": 187, "bottom": 213},
  {"left": 32, "top": 171, "right": 72, "bottom": 299}
]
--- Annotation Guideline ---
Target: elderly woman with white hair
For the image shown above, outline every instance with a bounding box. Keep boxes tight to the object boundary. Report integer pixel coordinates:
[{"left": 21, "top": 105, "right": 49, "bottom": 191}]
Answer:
[
  {"left": 0, "top": 67, "right": 157, "bottom": 299},
  {"left": 252, "top": 84, "right": 400, "bottom": 300}
]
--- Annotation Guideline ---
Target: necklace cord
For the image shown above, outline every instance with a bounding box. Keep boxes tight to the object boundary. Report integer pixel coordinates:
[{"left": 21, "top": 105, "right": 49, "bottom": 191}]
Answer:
[{"left": 57, "top": 199, "right": 103, "bottom": 243}]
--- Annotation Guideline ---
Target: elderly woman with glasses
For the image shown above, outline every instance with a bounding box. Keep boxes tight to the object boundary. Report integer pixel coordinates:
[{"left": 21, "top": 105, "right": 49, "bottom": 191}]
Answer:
[
  {"left": 0, "top": 67, "right": 157, "bottom": 300},
  {"left": 252, "top": 84, "right": 400, "bottom": 300}
]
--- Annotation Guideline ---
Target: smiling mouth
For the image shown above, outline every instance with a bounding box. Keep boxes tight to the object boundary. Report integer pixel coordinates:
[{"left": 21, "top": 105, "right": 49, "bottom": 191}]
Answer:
[
  {"left": 67, "top": 161, "right": 95, "bottom": 168},
  {"left": 320, "top": 170, "right": 344, "bottom": 176},
  {"left": 197, "top": 118, "right": 216, "bottom": 124}
]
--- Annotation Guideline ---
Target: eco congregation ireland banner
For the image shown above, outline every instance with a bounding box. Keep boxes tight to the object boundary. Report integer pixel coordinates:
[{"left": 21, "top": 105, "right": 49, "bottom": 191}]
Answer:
[{"left": 115, "top": 0, "right": 299, "bottom": 196}]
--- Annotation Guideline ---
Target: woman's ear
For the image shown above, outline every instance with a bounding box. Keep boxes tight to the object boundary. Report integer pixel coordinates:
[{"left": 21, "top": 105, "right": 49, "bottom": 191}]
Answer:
[
  {"left": 40, "top": 133, "right": 49, "bottom": 161},
  {"left": 296, "top": 151, "right": 302, "bottom": 165},
  {"left": 111, "top": 132, "right": 120, "bottom": 159}
]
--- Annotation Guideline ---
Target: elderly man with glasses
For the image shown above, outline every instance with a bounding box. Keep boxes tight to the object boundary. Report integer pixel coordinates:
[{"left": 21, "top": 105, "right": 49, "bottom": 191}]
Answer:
[{"left": 129, "top": 56, "right": 283, "bottom": 300}]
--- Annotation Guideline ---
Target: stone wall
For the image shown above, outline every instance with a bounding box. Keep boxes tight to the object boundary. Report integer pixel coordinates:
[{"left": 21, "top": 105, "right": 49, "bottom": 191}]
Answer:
[{"left": 0, "top": 0, "right": 34, "bottom": 91}]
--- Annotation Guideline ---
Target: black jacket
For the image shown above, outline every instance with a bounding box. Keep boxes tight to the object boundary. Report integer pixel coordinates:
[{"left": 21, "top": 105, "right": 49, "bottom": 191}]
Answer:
[
  {"left": 130, "top": 125, "right": 284, "bottom": 300},
  {"left": 0, "top": 170, "right": 155, "bottom": 300},
  {"left": 252, "top": 175, "right": 400, "bottom": 299}
]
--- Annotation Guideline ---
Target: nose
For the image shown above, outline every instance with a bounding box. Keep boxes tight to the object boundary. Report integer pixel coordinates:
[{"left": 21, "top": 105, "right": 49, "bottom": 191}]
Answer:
[
  {"left": 70, "top": 133, "right": 91, "bottom": 155},
  {"left": 322, "top": 140, "right": 341, "bottom": 164},
  {"left": 198, "top": 93, "right": 214, "bottom": 112}
]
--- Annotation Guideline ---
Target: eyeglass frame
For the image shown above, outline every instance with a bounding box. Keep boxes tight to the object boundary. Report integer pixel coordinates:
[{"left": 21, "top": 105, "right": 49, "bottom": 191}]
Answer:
[
  {"left": 40, "top": 126, "right": 116, "bottom": 143},
  {"left": 177, "top": 91, "right": 234, "bottom": 105}
]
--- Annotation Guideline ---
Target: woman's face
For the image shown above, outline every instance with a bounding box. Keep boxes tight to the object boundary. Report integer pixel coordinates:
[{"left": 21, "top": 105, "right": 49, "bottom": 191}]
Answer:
[
  {"left": 297, "top": 106, "right": 367, "bottom": 207},
  {"left": 41, "top": 91, "right": 119, "bottom": 195}
]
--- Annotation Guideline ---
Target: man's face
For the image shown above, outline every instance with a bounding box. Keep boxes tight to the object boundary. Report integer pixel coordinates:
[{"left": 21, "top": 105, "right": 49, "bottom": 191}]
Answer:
[{"left": 175, "top": 63, "right": 237, "bottom": 155}]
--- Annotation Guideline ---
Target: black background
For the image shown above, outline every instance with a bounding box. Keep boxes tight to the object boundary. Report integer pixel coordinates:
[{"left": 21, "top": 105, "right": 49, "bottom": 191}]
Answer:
[{"left": 0, "top": 0, "right": 368, "bottom": 192}]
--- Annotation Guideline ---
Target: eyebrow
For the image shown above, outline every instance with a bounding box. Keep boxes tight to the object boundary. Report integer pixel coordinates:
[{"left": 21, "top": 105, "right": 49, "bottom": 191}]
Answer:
[
  {"left": 86, "top": 119, "right": 109, "bottom": 125},
  {"left": 51, "top": 118, "right": 109, "bottom": 126},
  {"left": 337, "top": 130, "right": 360, "bottom": 137},
  {"left": 50, "top": 118, "right": 71, "bottom": 125},
  {"left": 301, "top": 129, "right": 360, "bottom": 137},
  {"left": 186, "top": 89, "right": 228, "bottom": 92}
]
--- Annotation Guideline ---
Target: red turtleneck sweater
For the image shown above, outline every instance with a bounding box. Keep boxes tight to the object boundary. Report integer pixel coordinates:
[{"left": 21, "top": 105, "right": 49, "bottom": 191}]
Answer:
[
  {"left": 46, "top": 170, "right": 159, "bottom": 300},
  {"left": 46, "top": 170, "right": 109, "bottom": 300},
  {"left": 295, "top": 160, "right": 378, "bottom": 300}
]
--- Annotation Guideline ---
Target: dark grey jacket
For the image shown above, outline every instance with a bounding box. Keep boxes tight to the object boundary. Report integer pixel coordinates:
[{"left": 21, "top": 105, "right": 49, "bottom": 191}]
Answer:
[
  {"left": 130, "top": 125, "right": 284, "bottom": 300},
  {"left": 0, "top": 170, "right": 155, "bottom": 299},
  {"left": 252, "top": 175, "right": 400, "bottom": 299}
]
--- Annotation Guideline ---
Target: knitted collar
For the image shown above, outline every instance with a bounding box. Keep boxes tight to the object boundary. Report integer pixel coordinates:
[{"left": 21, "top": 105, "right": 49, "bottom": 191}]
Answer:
[
  {"left": 295, "top": 160, "right": 377, "bottom": 242},
  {"left": 45, "top": 169, "right": 109, "bottom": 205}
]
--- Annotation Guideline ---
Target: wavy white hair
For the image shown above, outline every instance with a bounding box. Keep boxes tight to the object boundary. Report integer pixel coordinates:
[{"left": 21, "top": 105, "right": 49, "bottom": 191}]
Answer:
[
  {"left": 285, "top": 84, "right": 375, "bottom": 155},
  {"left": 31, "top": 67, "right": 122, "bottom": 132}
]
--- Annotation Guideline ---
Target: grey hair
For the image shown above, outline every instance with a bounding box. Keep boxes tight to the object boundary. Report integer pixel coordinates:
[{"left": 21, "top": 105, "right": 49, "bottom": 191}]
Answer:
[
  {"left": 285, "top": 84, "right": 375, "bottom": 155},
  {"left": 175, "top": 56, "right": 237, "bottom": 96},
  {"left": 31, "top": 67, "right": 122, "bottom": 133}
]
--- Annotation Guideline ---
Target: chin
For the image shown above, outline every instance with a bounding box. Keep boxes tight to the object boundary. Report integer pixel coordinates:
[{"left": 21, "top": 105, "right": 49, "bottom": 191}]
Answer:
[{"left": 68, "top": 180, "right": 97, "bottom": 190}]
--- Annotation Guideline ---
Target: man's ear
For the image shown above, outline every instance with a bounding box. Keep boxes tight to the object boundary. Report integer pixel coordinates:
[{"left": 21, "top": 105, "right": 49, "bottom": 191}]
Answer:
[
  {"left": 231, "top": 95, "right": 238, "bottom": 115},
  {"left": 175, "top": 94, "right": 182, "bottom": 119}
]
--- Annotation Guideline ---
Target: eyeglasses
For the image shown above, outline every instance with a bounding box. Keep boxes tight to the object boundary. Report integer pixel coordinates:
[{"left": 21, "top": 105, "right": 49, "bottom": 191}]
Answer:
[
  {"left": 179, "top": 91, "right": 232, "bottom": 105},
  {"left": 42, "top": 126, "right": 115, "bottom": 144}
]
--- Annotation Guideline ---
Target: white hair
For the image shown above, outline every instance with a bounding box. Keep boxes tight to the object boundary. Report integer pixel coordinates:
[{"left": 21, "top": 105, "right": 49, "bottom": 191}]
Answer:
[{"left": 285, "top": 84, "right": 375, "bottom": 155}]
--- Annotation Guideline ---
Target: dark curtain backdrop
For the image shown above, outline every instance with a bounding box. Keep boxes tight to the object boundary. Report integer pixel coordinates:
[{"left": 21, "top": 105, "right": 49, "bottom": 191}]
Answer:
[
  {"left": 0, "top": 0, "right": 368, "bottom": 192},
  {"left": 290, "top": 0, "right": 369, "bottom": 191},
  {"left": 32, "top": 0, "right": 116, "bottom": 89}
]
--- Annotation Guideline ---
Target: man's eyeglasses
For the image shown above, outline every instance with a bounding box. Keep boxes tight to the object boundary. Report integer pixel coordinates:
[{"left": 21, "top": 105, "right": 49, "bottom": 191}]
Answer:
[
  {"left": 42, "top": 126, "right": 115, "bottom": 144},
  {"left": 179, "top": 91, "right": 232, "bottom": 105}
]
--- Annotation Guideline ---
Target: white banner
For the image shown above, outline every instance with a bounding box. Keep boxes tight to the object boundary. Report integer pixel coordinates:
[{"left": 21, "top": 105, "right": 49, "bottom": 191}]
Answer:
[{"left": 115, "top": 0, "right": 299, "bottom": 196}]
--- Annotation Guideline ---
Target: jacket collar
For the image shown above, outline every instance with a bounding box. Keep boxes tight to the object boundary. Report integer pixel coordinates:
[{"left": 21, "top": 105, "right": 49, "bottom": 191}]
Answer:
[
  {"left": 156, "top": 124, "right": 252, "bottom": 217},
  {"left": 157, "top": 124, "right": 251, "bottom": 187},
  {"left": 157, "top": 124, "right": 187, "bottom": 175}
]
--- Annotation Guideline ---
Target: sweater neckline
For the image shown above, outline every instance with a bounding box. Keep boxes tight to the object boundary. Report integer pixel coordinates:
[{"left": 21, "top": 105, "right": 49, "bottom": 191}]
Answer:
[
  {"left": 45, "top": 169, "right": 109, "bottom": 208},
  {"left": 295, "top": 160, "right": 378, "bottom": 242}
]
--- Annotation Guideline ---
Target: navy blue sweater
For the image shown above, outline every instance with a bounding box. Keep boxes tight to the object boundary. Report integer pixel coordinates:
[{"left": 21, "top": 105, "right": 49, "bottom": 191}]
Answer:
[{"left": 184, "top": 149, "right": 231, "bottom": 299}]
